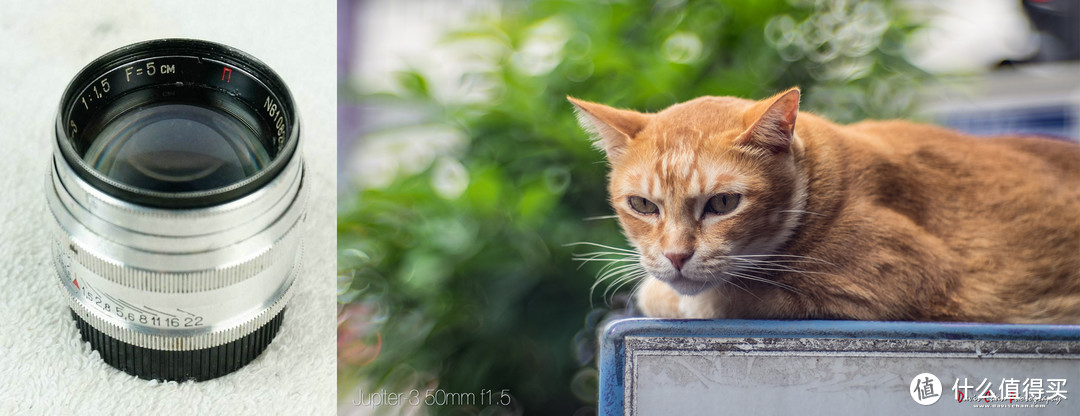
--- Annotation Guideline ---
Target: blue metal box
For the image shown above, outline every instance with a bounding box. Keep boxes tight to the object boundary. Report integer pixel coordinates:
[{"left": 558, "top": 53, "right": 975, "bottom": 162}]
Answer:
[{"left": 599, "top": 319, "right": 1080, "bottom": 415}]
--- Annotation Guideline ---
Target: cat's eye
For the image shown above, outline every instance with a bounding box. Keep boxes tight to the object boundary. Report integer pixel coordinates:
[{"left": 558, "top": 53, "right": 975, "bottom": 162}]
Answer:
[
  {"left": 705, "top": 193, "right": 741, "bottom": 216},
  {"left": 628, "top": 196, "right": 658, "bottom": 215}
]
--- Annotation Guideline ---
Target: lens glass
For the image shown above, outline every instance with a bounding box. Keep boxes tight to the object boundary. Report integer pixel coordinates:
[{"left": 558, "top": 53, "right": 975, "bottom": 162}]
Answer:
[{"left": 82, "top": 101, "right": 270, "bottom": 193}]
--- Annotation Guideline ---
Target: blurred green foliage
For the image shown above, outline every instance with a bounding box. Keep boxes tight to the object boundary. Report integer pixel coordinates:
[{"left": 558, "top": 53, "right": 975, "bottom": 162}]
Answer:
[{"left": 338, "top": 0, "right": 926, "bottom": 414}]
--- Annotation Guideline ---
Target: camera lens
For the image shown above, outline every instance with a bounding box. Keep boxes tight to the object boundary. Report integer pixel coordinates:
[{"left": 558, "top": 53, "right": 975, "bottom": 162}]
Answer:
[{"left": 46, "top": 39, "right": 306, "bottom": 381}]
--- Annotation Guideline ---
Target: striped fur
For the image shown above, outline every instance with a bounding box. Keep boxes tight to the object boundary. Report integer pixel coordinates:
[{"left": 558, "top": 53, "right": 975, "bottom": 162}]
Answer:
[{"left": 570, "top": 89, "right": 1080, "bottom": 323}]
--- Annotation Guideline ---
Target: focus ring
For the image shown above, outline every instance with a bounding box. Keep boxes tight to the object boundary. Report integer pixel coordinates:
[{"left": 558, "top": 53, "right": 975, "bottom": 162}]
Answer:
[
  {"left": 55, "top": 226, "right": 298, "bottom": 293},
  {"left": 50, "top": 151, "right": 305, "bottom": 237}
]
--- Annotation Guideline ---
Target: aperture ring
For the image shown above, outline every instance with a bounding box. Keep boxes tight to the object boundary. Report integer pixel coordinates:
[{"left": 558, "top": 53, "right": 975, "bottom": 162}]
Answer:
[{"left": 60, "top": 257, "right": 299, "bottom": 351}]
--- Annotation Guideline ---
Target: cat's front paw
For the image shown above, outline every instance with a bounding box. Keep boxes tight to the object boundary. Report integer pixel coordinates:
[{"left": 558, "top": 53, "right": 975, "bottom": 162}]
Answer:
[{"left": 636, "top": 277, "right": 682, "bottom": 318}]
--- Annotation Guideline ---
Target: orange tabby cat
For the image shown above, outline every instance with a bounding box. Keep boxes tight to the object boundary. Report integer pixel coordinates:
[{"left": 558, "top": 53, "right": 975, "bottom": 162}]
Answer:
[{"left": 569, "top": 88, "right": 1080, "bottom": 323}]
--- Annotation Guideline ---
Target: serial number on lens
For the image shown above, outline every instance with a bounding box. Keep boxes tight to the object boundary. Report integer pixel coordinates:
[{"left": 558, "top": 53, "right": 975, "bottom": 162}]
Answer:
[
  {"left": 263, "top": 96, "right": 287, "bottom": 151},
  {"left": 83, "top": 289, "right": 204, "bottom": 328}
]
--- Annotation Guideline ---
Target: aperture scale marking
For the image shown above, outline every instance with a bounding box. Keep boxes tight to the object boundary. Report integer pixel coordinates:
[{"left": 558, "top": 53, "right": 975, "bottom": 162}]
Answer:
[{"left": 76, "top": 277, "right": 206, "bottom": 330}]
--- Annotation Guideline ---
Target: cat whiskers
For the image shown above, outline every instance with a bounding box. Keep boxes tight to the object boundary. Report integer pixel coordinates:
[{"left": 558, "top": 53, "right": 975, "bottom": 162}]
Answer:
[
  {"left": 565, "top": 241, "right": 638, "bottom": 254},
  {"left": 725, "top": 268, "right": 804, "bottom": 296},
  {"left": 722, "top": 253, "right": 838, "bottom": 268},
  {"left": 595, "top": 262, "right": 648, "bottom": 303},
  {"left": 732, "top": 259, "right": 829, "bottom": 277},
  {"left": 719, "top": 271, "right": 762, "bottom": 301},
  {"left": 712, "top": 252, "right": 829, "bottom": 293},
  {"left": 714, "top": 254, "right": 837, "bottom": 296},
  {"left": 566, "top": 242, "right": 647, "bottom": 306}
]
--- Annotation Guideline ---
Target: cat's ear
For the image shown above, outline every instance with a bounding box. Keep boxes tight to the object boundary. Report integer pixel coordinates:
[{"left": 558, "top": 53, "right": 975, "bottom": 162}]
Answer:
[
  {"left": 735, "top": 88, "right": 800, "bottom": 154},
  {"left": 568, "top": 96, "right": 648, "bottom": 160}
]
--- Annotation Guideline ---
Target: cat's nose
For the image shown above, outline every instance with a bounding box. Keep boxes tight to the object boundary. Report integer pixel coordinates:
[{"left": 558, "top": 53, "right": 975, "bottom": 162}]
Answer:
[{"left": 665, "top": 251, "right": 694, "bottom": 271}]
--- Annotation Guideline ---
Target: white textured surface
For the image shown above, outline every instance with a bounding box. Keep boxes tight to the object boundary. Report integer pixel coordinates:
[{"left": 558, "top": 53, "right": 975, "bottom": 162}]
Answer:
[{"left": 0, "top": 1, "right": 336, "bottom": 414}]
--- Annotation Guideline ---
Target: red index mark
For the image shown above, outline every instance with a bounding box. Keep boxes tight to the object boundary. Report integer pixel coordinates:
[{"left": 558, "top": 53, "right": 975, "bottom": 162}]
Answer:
[
  {"left": 222, "top": 67, "right": 232, "bottom": 82},
  {"left": 73, "top": 278, "right": 80, "bottom": 290}
]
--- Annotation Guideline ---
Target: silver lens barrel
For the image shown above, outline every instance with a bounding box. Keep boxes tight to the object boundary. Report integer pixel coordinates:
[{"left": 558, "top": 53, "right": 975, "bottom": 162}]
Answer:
[{"left": 46, "top": 39, "right": 305, "bottom": 381}]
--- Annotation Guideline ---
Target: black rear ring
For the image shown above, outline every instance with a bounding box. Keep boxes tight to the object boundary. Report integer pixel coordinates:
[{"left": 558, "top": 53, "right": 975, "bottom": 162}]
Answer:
[{"left": 70, "top": 308, "right": 286, "bottom": 382}]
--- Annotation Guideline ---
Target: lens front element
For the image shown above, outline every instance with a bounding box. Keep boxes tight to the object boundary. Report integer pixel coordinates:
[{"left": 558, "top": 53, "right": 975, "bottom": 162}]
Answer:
[{"left": 84, "top": 102, "right": 271, "bottom": 193}]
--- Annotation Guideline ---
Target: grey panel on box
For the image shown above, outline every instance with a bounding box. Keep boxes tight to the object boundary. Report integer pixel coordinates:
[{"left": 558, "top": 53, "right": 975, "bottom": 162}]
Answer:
[{"left": 623, "top": 333, "right": 1079, "bottom": 415}]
